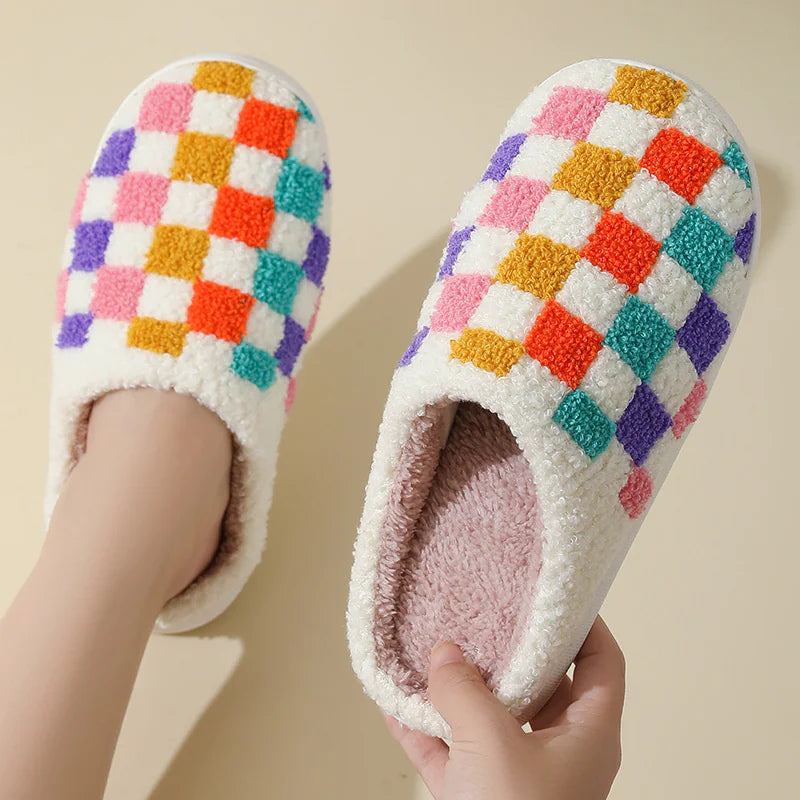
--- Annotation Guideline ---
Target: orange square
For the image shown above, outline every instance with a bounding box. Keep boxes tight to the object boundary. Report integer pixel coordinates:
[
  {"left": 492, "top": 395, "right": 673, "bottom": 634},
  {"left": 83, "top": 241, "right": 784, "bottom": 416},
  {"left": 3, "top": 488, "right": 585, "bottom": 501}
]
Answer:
[
  {"left": 209, "top": 185, "right": 275, "bottom": 247},
  {"left": 144, "top": 225, "right": 209, "bottom": 280},
  {"left": 552, "top": 142, "right": 639, "bottom": 209},
  {"left": 450, "top": 328, "right": 525, "bottom": 377},
  {"left": 235, "top": 97, "right": 299, "bottom": 158},
  {"left": 494, "top": 234, "right": 580, "bottom": 299},
  {"left": 524, "top": 301, "right": 603, "bottom": 389},
  {"left": 186, "top": 280, "right": 256, "bottom": 343},
  {"left": 608, "top": 65, "right": 687, "bottom": 118},
  {"left": 171, "top": 132, "right": 235, "bottom": 187},
  {"left": 192, "top": 61, "right": 255, "bottom": 98},
  {"left": 127, "top": 317, "right": 189, "bottom": 356},
  {"left": 640, "top": 127, "right": 722, "bottom": 203},
  {"left": 582, "top": 212, "right": 661, "bottom": 292}
]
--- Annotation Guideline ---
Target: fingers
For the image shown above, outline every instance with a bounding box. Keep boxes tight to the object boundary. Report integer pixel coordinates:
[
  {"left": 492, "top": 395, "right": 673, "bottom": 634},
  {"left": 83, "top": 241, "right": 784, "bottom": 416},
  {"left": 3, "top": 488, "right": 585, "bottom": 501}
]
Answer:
[
  {"left": 570, "top": 616, "right": 626, "bottom": 730},
  {"left": 528, "top": 675, "right": 573, "bottom": 732},
  {"left": 427, "top": 642, "right": 519, "bottom": 743},
  {"left": 384, "top": 714, "right": 447, "bottom": 798}
]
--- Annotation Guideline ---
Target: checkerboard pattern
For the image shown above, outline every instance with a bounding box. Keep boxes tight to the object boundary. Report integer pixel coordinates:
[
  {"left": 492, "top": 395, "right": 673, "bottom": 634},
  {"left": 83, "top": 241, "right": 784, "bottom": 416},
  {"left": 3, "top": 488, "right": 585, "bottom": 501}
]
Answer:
[
  {"left": 400, "top": 63, "right": 755, "bottom": 521},
  {"left": 56, "top": 60, "right": 330, "bottom": 410}
]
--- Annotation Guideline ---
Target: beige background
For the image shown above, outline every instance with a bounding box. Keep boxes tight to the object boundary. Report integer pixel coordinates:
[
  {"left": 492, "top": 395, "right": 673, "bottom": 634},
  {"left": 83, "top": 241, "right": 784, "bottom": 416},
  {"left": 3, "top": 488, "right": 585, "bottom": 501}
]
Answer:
[{"left": 1, "top": 1, "right": 798, "bottom": 797}]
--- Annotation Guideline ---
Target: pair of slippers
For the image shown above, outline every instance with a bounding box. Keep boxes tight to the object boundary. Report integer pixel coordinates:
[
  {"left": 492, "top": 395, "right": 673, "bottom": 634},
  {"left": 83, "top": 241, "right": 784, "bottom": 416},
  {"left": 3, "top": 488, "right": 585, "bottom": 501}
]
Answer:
[{"left": 48, "top": 55, "right": 759, "bottom": 738}]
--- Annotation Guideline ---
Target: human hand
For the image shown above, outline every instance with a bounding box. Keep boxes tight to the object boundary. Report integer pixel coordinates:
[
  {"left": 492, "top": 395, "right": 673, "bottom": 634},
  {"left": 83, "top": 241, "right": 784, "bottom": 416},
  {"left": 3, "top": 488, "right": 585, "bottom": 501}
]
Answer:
[{"left": 385, "top": 616, "right": 625, "bottom": 800}]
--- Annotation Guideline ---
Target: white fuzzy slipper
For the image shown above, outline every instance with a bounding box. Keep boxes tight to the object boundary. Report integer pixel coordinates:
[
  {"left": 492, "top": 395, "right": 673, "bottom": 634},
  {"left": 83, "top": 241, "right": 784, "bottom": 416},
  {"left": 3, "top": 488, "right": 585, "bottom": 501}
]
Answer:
[
  {"left": 48, "top": 55, "right": 331, "bottom": 633},
  {"left": 348, "top": 58, "right": 759, "bottom": 737}
]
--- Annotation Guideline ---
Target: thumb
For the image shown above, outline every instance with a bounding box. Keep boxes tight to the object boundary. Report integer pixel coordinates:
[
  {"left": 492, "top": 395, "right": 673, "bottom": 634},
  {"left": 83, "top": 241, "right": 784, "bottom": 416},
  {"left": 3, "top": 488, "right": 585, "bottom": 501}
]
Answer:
[{"left": 427, "top": 642, "right": 518, "bottom": 742}]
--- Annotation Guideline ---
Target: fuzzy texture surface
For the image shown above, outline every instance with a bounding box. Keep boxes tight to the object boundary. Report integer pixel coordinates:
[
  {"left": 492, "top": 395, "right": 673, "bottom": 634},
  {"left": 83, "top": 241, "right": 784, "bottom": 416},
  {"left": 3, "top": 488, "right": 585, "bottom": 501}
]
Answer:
[
  {"left": 348, "top": 58, "right": 760, "bottom": 738},
  {"left": 48, "top": 56, "right": 331, "bottom": 633}
]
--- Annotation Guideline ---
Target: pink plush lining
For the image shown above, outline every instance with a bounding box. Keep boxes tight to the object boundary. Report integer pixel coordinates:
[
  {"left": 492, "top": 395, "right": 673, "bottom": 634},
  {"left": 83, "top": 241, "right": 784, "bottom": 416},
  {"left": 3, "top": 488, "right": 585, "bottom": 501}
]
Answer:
[{"left": 373, "top": 402, "right": 543, "bottom": 695}]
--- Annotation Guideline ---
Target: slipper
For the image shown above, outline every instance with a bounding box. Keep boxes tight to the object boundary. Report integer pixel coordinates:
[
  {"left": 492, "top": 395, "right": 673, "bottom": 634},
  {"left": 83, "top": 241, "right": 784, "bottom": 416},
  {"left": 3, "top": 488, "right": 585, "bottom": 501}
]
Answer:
[
  {"left": 47, "top": 54, "right": 331, "bottom": 633},
  {"left": 348, "top": 58, "right": 759, "bottom": 737}
]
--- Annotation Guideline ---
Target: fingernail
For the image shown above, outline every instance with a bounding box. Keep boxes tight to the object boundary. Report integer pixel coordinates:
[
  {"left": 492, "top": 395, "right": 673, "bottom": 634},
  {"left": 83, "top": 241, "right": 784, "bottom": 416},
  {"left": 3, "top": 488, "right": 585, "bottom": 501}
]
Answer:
[{"left": 431, "top": 641, "right": 464, "bottom": 670}]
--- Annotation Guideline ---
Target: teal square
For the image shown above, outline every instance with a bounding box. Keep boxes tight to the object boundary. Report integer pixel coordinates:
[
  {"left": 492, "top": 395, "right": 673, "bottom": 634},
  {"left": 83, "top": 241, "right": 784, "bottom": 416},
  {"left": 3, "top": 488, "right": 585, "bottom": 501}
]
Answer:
[
  {"left": 605, "top": 296, "right": 675, "bottom": 381},
  {"left": 297, "top": 98, "right": 315, "bottom": 121},
  {"left": 231, "top": 342, "right": 277, "bottom": 390},
  {"left": 721, "top": 141, "right": 751, "bottom": 187},
  {"left": 275, "top": 157, "right": 324, "bottom": 223},
  {"left": 553, "top": 390, "right": 616, "bottom": 459},
  {"left": 253, "top": 250, "right": 304, "bottom": 315},
  {"left": 662, "top": 207, "right": 734, "bottom": 292}
]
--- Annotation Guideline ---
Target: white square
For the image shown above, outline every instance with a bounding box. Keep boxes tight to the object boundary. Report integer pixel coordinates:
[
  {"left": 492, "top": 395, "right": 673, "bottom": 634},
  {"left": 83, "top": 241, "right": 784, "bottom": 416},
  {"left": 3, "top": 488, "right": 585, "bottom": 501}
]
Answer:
[
  {"left": 637, "top": 253, "right": 702, "bottom": 329},
  {"left": 527, "top": 189, "right": 603, "bottom": 249},
  {"left": 468, "top": 282, "right": 542, "bottom": 341},
  {"left": 64, "top": 271, "right": 96, "bottom": 315},
  {"left": 228, "top": 144, "right": 282, "bottom": 197},
  {"left": 556, "top": 260, "right": 628, "bottom": 335},
  {"left": 580, "top": 346, "right": 640, "bottom": 422},
  {"left": 695, "top": 165, "right": 753, "bottom": 235},
  {"left": 670, "top": 90, "right": 730, "bottom": 153},
  {"left": 269, "top": 211, "right": 314, "bottom": 264},
  {"left": 710, "top": 256, "right": 747, "bottom": 320},
  {"left": 453, "top": 181, "right": 497, "bottom": 228},
  {"left": 543, "top": 60, "right": 619, "bottom": 93},
  {"left": 137, "top": 274, "right": 193, "bottom": 322},
  {"left": 505, "top": 354, "right": 570, "bottom": 426},
  {"left": 508, "top": 134, "right": 575, "bottom": 184},
  {"left": 648, "top": 343, "right": 698, "bottom": 416},
  {"left": 587, "top": 102, "right": 664, "bottom": 159},
  {"left": 203, "top": 236, "right": 258, "bottom": 294},
  {"left": 127, "top": 131, "right": 179, "bottom": 177},
  {"left": 419, "top": 282, "right": 444, "bottom": 328},
  {"left": 81, "top": 177, "right": 119, "bottom": 222},
  {"left": 105, "top": 223, "right": 154, "bottom": 267},
  {"left": 503, "top": 91, "right": 550, "bottom": 138},
  {"left": 246, "top": 301, "right": 285, "bottom": 353},
  {"left": 612, "top": 171, "right": 687, "bottom": 241},
  {"left": 62, "top": 230, "right": 75, "bottom": 269},
  {"left": 291, "top": 278, "right": 321, "bottom": 329},
  {"left": 161, "top": 181, "right": 217, "bottom": 229},
  {"left": 187, "top": 90, "right": 244, "bottom": 137},
  {"left": 250, "top": 73, "right": 298, "bottom": 109},
  {"left": 289, "top": 117, "right": 325, "bottom": 170},
  {"left": 452, "top": 228, "right": 517, "bottom": 277}
]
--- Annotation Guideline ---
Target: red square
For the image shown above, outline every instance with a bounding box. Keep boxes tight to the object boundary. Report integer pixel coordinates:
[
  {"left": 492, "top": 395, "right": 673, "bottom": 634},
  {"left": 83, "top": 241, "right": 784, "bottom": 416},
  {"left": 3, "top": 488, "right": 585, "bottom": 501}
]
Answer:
[
  {"left": 187, "top": 280, "right": 256, "bottom": 343},
  {"left": 234, "top": 97, "right": 299, "bottom": 158},
  {"left": 582, "top": 211, "right": 661, "bottom": 292},
  {"left": 524, "top": 301, "right": 603, "bottom": 389},
  {"left": 640, "top": 128, "right": 721, "bottom": 203},
  {"left": 209, "top": 185, "right": 275, "bottom": 247}
]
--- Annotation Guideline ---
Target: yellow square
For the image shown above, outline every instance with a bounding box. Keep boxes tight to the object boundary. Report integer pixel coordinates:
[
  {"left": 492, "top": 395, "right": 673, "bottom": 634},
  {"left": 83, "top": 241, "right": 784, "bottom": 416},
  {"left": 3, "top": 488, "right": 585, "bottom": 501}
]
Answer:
[
  {"left": 144, "top": 225, "right": 209, "bottom": 280},
  {"left": 192, "top": 61, "right": 255, "bottom": 98},
  {"left": 171, "top": 132, "right": 235, "bottom": 187},
  {"left": 552, "top": 142, "right": 639, "bottom": 209},
  {"left": 608, "top": 65, "right": 687, "bottom": 118},
  {"left": 450, "top": 328, "right": 525, "bottom": 377},
  {"left": 127, "top": 317, "right": 189, "bottom": 356},
  {"left": 495, "top": 234, "right": 580, "bottom": 299}
]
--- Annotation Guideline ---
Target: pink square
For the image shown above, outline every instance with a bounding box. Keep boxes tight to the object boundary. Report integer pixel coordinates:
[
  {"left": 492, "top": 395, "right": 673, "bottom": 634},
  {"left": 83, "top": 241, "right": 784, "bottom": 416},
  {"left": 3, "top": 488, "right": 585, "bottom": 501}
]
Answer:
[
  {"left": 69, "top": 174, "right": 89, "bottom": 229},
  {"left": 672, "top": 378, "right": 706, "bottom": 439},
  {"left": 55, "top": 270, "right": 68, "bottom": 322},
  {"left": 285, "top": 377, "right": 297, "bottom": 413},
  {"left": 478, "top": 177, "right": 549, "bottom": 232},
  {"left": 90, "top": 265, "right": 145, "bottom": 321},
  {"left": 137, "top": 82, "right": 195, "bottom": 133},
  {"left": 113, "top": 172, "right": 170, "bottom": 225},
  {"left": 530, "top": 86, "right": 607, "bottom": 141},
  {"left": 430, "top": 274, "right": 491, "bottom": 332},
  {"left": 619, "top": 465, "right": 653, "bottom": 519}
]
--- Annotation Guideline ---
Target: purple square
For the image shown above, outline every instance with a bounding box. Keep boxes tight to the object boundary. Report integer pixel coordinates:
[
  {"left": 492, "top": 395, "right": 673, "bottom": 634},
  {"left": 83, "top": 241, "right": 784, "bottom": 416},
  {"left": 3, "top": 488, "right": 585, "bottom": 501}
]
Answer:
[
  {"left": 399, "top": 326, "right": 429, "bottom": 367},
  {"left": 93, "top": 128, "right": 136, "bottom": 177},
  {"left": 616, "top": 383, "right": 672, "bottom": 466},
  {"left": 275, "top": 317, "right": 305, "bottom": 376},
  {"left": 322, "top": 162, "right": 331, "bottom": 190},
  {"left": 302, "top": 227, "right": 330, "bottom": 287},
  {"left": 734, "top": 213, "right": 755, "bottom": 263},
  {"left": 482, "top": 133, "right": 526, "bottom": 182},
  {"left": 70, "top": 220, "right": 113, "bottom": 272},
  {"left": 437, "top": 226, "right": 474, "bottom": 280},
  {"left": 57, "top": 313, "right": 93, "bottom": 348},
  {"left": 676, "top": 293, "right": 730, "bottom": 375}
]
